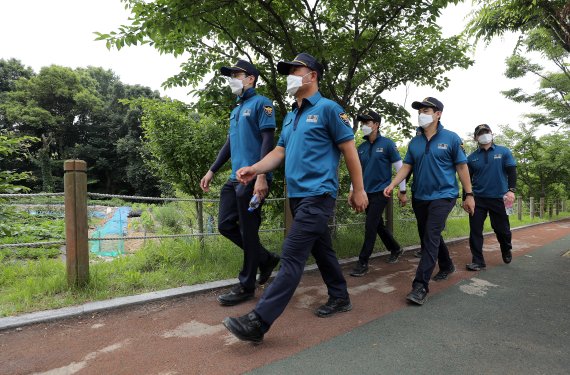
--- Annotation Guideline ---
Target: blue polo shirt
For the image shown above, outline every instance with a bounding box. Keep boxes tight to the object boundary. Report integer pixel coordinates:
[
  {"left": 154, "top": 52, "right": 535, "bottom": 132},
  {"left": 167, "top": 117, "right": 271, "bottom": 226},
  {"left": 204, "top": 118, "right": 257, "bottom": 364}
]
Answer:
[
  {"left": 228, "top": 88, "right": 276, "bottom": 180},
  {"left": 403, "top": 122, "right": 467, "bottom": 200},
  {"left": 358, "top": 135, "right": 401, "bottom": 193},
  {"left": 467, "top": 144, "right": 516, "bottom": 198},
  {"left": 277, "top": 91, "right": 354, "bottom": 198}
]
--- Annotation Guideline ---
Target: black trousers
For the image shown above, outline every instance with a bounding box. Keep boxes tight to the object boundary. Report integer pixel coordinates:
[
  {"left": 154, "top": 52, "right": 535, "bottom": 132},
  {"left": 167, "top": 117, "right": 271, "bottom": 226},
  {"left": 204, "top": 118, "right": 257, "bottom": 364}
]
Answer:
[
  {"left": 254, "top": 194, "right": 348, "bottom": 327},
  {"left": 412, "top": 198, "right": 456, "bottom": 291},
  {"left": 218, "top": 180, "right": 271, "bottom": 292},
  {"left": 358, "top": 191, "right": 400, "bottom": 264},
  {"left": 469, "top": 196, "right": 512, "bottom": 266}
]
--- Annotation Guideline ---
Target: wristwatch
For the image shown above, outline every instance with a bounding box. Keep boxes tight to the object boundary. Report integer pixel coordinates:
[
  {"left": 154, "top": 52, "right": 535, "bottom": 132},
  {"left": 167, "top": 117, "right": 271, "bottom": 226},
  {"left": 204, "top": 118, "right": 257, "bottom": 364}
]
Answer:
[
  {"left": 464, "top": 192, "right": 474, "bottom": 197},
  {"left": 508, "top": 188, "right": 516, "bottom": 193},
  {"left": 399, "top": 191, "right": 406, "bottom": 194}
]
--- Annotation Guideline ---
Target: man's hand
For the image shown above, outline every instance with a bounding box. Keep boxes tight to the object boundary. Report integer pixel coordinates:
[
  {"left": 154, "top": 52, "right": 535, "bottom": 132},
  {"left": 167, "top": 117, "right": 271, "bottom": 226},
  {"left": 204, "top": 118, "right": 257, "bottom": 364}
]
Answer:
[
  {"left": 397, "top": 191, "right": 407, "bottom": 207},
  {"left": 200, "top": 170, "right": 214, "bottom": 192},
  {"left": 349, "top": 189, "right": 368, "bottom": 213},
  {"left": 463, "top": 196, "right": 475, "bottom": 216},
  {"left": 253, "top": 175, "right": 269, "bottom": 200},
  {"left": 504, "top": 191, "right": 515, "bottom": 205},
  {"left": 383, "top": 184, "right": 395, "bottom": 198},
  {"left": 236, "top": 166, "right": 258, "bottom": 185}
]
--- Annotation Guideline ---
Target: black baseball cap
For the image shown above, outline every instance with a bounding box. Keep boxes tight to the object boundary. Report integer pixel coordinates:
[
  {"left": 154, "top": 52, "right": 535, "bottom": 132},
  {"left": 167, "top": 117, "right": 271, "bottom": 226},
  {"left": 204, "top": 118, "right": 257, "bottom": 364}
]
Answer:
[
  {"left": 356, "top": 110, "right": 381, "bottom": 124},
  {"left": 411, "top": 97, "right": 444, "bottom": 112},
  {"left": 474, "top": 124, "right": 492, "bottom": 137},
  {"left": 277, "top": 53, "right": 324, "bottom": 79},
  {"left": 220, "top": 60, "right": 259, "bottom": 79}
]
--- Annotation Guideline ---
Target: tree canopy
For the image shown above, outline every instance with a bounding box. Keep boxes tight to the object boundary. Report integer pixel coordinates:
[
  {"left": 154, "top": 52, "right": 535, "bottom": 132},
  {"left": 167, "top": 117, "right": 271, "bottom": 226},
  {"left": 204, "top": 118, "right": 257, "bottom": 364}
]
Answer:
[{"left": 98, "top": 0, "right": 473, "bottom": 136}]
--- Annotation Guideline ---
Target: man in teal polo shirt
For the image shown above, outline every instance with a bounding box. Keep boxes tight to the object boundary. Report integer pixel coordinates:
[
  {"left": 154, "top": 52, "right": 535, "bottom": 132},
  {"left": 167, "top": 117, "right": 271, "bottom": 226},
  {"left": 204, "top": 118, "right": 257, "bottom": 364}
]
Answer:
[
  {"left": 384, "top": 97, "right": 475, "bottom": 305},
  {"left": 222, "top": 53, "right": 368, "bottom": 343},
  {"left": 349, "top": 110, "right": 407, "bottom": 277},
  {"left": 200, "top": 59, "right": 280, "bottom": 306},
  {"left": 465, "top": 124, "right": 517, "bottom": 271}
]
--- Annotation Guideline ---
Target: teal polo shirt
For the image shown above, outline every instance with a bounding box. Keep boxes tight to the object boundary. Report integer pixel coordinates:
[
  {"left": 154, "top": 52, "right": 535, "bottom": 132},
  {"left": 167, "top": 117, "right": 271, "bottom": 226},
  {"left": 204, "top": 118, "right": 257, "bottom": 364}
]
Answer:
[
  {"left": 403, "top": 122, "right": 467, "bottom": 200},
  {"left": 467, "top": 144, "right": 516, "bottom": 198},
  {"left": 277, "top": 91, "right": 354, "bottom": 198},
  {"left": 358, "top": 135, "right": 401, "bottom": 193},
  {"left": 228, "top": 88, "right": 276, "bottom": 180}
]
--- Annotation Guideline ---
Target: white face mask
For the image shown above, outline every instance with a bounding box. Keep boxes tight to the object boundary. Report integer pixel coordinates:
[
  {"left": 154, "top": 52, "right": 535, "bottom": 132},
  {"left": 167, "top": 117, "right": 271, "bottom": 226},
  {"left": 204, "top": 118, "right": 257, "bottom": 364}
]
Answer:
[
  {"left": 361, "top": 125, "right": 373, "bottom": 136},
  {"left": 418, "top": 113, "right": 434, "bottom": 128},
  {"left": 229, "top": 77, "right": 245, "bottom": 96},
  {"left": 286, "top": 72, "right": 311, "bottom": 96},
  {"left": 478, "top": 133, "right": 493, "bottom": 145}
]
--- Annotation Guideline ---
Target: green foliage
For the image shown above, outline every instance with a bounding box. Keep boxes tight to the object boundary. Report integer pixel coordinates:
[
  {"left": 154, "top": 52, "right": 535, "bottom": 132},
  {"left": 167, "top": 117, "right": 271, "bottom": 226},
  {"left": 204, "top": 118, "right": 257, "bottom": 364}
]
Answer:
[
  {"left": 466, "top": 0, "right": 570, "bottom": 53},
  {"left": 0, "top": 132, "right": 37, "bottom": 193},
  {"left": 129, "top": 97, "right": 228, "bottom": 198},
  {"left": 99, "top": 0, "right": 472, "bottom": 136}
]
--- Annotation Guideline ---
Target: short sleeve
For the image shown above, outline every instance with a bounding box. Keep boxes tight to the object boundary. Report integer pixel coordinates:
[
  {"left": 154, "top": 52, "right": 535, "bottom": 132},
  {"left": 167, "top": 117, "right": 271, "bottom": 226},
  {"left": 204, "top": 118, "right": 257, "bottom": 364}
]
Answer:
[
  {"left": 388, "top": 139, "right": 401, "bottom": 163},
  {"left": 504, "top": 148, "right": 516, "bottom": 167},
  {"left": 403, "top": 140, "right": 414, "bottom": 165},
  {"left": 452, "top": 134, "right": 467, "bottom": 165},
  {"left": 327, "top": 102, "right": 354, "bottom": 144},
  {"left": 258, "top": 97, "right": 276, "bottom": 131}
]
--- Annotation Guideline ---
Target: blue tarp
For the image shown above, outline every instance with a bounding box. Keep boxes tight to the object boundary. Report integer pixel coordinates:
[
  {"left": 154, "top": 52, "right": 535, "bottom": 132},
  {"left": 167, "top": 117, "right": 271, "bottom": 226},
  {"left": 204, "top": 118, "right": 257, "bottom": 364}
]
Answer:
[{"left": 89, "top": 207, "right": 130, "bottom": 257}]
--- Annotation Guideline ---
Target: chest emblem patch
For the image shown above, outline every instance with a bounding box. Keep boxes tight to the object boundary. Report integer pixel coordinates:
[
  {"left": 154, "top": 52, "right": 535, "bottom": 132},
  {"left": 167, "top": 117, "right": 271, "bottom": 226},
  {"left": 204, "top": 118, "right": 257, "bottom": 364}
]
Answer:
[
  {"left": 494, "top": 154, "right": 502, "bottom": 159},
  {"left": 376, "top": 147, "right": 384, "bottom": 153},
  {"left": 437, "top": 143, "right": 448, "bottom": 149},
  {"left": 306, "top": 115, "right": 319, "bottom": 123}
]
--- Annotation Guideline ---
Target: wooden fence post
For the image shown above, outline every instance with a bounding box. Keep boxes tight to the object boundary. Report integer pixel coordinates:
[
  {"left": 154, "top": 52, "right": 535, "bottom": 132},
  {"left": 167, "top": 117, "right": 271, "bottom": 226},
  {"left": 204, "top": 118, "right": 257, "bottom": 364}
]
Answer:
[
  {"left": 530, "top": 197, "right": 534, "bottom": 220},
  {"left": 517, "top": 196, "right": 522, "bottom": 221},
  {"left": 64, "top": 160, "right": 89, "bottom": 286}
]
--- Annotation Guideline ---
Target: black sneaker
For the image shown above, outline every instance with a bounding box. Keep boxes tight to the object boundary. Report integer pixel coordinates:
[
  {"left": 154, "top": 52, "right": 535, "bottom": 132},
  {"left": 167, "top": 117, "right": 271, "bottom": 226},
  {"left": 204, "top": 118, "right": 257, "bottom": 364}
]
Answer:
[
  {"left": 406, "top": 284, "right": 428, "bottom": 305},
  {"left": 349, "top": 262, "right": 369, "bottom": 277},
  {"left": 414, "top": 250, "right": 422, "bottom": 258},
  {"left": 432, "top": 264, "right": 456, "bottom": 281},
  {"left": 466, "top": 263, "right": 486, "bottom": 271},
  {"left": 501, "top": 249, "right": 512, "bottom": 264},
  {"left": 258, "top": 252, "right": 280, "bottom": 285},
  {"left": 217, "top": 285, "right": 254, "bottom": 306},
  {"left": 223, "top": 311, "right": 264, "bottom": 343},
  {"left": 387, "top": 248, "right": 404, "bottom": 264},
  {"left": 315, "top": 297, "right": 352, "bottom": 317}
]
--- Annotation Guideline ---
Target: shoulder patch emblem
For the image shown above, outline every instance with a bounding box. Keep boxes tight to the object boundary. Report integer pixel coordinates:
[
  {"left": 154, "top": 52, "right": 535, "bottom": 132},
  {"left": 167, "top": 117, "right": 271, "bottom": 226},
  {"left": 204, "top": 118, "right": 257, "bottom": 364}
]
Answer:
[
  {"left": 339, "top": 112, "right": 351, "bottom": 126},
  {"left": 263, "top": 105, "right": 273, "bottom": 117},
  {"left": 460, "top": 143, "right": 466, "bottom": 154}
]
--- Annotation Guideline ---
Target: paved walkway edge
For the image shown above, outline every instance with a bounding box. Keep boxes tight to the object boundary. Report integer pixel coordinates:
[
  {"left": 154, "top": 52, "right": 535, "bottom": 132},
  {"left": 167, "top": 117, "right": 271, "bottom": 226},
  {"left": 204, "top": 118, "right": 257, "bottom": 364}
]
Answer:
[{"left": 1, "top": 218, "right": 567, "bottom": 331}]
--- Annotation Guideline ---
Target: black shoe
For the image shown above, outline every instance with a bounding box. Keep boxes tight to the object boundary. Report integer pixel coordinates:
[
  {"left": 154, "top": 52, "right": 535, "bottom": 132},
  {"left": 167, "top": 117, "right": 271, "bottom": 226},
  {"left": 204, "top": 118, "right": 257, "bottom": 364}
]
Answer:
[
  {"left": 315, "top": 297, "right": 352, "bottom": 317},
  {"left": 406, "top": 284, "right": 428, "bottom": 305},
  {"left": 258, "top": 252, "right": 280, "bottom": 285},
  {"left": 223, "top": 312, "right": 264, "bottom": 343},
  {"left": 387, "top": 248, "right": 404, "bottom": 264},
  {"left": 501, "top": 249, "right": 512, "bottom": 264},
  {"left": 466, "top": 262, "right": 486, "bottom": 271},
  {"left": 432, "top": 264, "right": 456, "bottom": 281},
  {"left": 414, "top": 250, "right": 422, "bottom": 258},
  {"left": 217, "top": 285, "right": 254, "bottom": 306},
  {"left": 349, "top": 262, "right": 369, "bottom": 277}
]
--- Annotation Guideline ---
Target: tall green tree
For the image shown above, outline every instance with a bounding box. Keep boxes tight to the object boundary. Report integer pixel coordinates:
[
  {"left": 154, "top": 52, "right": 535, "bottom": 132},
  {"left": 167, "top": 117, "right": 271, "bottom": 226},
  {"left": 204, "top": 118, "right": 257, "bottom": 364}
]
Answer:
[
  {"left": 98, "top": 0, "right": 472, "bottom": 136},
  {"left": 467, "top": 0, "right": 570, "bottom": 53}
]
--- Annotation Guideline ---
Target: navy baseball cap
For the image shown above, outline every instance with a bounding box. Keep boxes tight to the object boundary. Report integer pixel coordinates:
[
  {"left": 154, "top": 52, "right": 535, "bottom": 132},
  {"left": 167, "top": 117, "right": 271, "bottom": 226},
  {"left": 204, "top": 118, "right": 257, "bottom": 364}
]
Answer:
[
  {"left": 277, "top": 53, "right": 324, "bottom": 78},
  {"left": 357, "top": 110, "right": 381, "bottom": 124},
  {"left": 220, "top": 60, "right": 259, "bottom": 79},
  {"left": 474, "top": 124, "right": 492, "bottom": 137},
  {"left": 411, "top": 97, "right": 444, "bottom": 112}
]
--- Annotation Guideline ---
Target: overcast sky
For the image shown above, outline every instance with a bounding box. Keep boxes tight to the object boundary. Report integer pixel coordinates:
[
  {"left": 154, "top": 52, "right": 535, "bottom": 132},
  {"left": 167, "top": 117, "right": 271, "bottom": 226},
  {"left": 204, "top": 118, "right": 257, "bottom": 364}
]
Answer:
[{"left": 0, "top": 0, "right": 545, "bottom": 140}]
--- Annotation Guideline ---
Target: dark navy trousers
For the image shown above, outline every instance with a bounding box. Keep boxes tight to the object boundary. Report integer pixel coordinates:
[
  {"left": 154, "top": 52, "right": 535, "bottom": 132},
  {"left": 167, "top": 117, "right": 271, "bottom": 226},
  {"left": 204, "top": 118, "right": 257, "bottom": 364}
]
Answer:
[
  {"left": 412, "top": 198, "right": 456, "bottom": 291},
  {"left": 358, "top": 191, "right": 401, "bottom": 264},
  {"left": 469, "top": 196, "right": 512, "bottom": 266},
  {"left": 254, "top": 194, "right": 349, "bottom": 327},
  {"left": 218, "top": 180, "right": 271, "bottom": 292}
]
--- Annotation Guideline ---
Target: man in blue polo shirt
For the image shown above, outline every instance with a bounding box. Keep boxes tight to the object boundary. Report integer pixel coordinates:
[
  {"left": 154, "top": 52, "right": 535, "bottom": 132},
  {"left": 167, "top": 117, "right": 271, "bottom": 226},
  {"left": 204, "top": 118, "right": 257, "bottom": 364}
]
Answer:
[
  {"left": 349, "top": 110, "right": 406, "bottom": 277},
  {"left": 384, "top": 97, "right": 475, "bottom": 305},
  {"left": 222, "top": 53, "right": 368, "bottom": 343},
  {"left": 465, "top": 124, "right": 517, "bottom": 271},
  {"left": 200, "top": 59, "right": 280, "bottom": 306}
]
